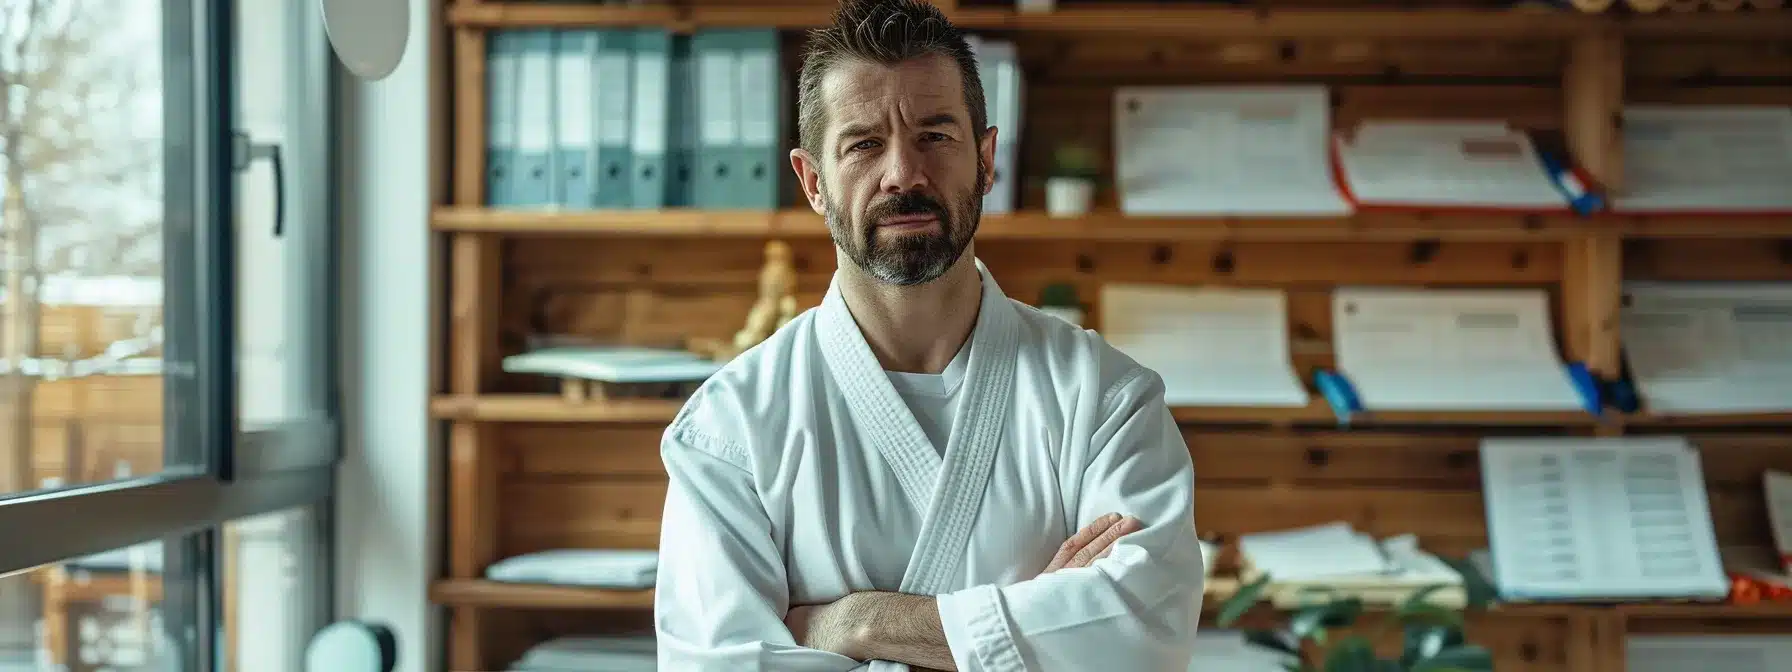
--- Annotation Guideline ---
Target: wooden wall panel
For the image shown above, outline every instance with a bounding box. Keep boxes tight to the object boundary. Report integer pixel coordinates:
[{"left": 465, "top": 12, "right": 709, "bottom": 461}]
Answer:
[{"left": 1624, "top": 239, "right": 1792, "bottom": 282}]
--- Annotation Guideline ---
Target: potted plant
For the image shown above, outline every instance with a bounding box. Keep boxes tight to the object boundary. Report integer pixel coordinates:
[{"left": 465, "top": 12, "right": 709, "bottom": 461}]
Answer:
[
  {"left": 1045, "top": 142, "right": 1100, "bottom": 218},
  {"left": 1212, "top": 557, "right": 1499, "bottom": 672}
]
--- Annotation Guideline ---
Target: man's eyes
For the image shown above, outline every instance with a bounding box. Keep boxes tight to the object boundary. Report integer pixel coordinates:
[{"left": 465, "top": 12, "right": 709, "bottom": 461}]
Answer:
[{"left": 846, "top": 133, "right": 951, "bottom": 153}]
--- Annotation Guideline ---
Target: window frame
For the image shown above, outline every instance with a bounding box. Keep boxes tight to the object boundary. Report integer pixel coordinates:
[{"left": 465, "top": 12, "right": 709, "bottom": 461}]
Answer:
[{"left": 0, "top": 0, "right": 340, "bottom": 591}]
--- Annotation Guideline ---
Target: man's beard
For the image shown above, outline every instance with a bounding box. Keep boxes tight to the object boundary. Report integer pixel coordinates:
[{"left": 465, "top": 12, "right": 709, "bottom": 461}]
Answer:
[{"left": 825, "top": 167, "right": 984, "bottom": 287}]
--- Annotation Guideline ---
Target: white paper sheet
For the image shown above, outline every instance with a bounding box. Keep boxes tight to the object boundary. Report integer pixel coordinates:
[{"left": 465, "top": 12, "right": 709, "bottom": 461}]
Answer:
[
  {"left": 1187, "top": 630, "right": 1301, "bottom": 672},
  {"left": 1335, "top": 120, "right": 1570, "bottom": 210},
  {"left": 1114, "top": 86, "right": 1351, "bottom": 217},
  {"left": 1237, "top": 522, "right": 1391, "bottom": 581},
  {"left": 1767, "top": 471, "right": 1792, "bottom": 574},
  {"left": 1099, "top": 284, "right": 1309, "bottom": 407},
  {"left": 1332, "top": 287, "right": 1583, "bottom": 411},
  {"left": 501, "top": 345, "right": 723, "bottom": 383},
  {"left": 1626, "top": 635, "right": 1792, "bottom": 672},
  {"left": 1480, "top": 437, "right": 1729, "bottom": 602},
  {"left": 1621, "top": 282, "right": 1792, "bottom": 414},
  {"left": 1616, "top": 105, "right": 1792, "bottom": 213}
]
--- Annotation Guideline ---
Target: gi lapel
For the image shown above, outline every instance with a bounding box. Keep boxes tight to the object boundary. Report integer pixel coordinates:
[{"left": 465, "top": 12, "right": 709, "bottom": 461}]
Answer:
[
  {"left": 899, "top": 263, "right": 1019, "bottom": 595},
  {"left": 816, "top": 275, "right": 946, "bottom": 514}
]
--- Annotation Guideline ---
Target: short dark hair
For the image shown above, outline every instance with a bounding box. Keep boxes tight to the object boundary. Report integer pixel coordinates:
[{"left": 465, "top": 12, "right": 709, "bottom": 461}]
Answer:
[{"left": 796, "top": 0, "right": 988, "bottom": 157}]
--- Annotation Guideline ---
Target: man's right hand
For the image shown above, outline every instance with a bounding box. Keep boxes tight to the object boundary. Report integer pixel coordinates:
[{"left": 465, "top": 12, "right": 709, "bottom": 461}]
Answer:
[{"left": 1040, "top": 512, "right": 1142, "bottom": 574}]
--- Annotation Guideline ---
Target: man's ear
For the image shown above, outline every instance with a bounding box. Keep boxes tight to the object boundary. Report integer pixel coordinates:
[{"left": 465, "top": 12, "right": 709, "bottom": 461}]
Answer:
[
  {"left": 790, "top": 148, "right": 826, "bottom": 215},
  {"left": 978, "top": 126, "right": 998, "bottom": 196}
]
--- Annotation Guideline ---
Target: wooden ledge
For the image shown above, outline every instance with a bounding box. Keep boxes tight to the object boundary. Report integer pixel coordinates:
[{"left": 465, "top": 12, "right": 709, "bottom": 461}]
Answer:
[
  {"left": 431, "top": 579, "right": 655, "bottom": 610},
  {"left": 432, "top": 207, "right": 1615, "bottom": 243},
  {"left": 431, "top": 394, "right": 1607, "bottom": 428},
  {"left": 445, "top": 3, "right": 1792, "bottom": 40}
]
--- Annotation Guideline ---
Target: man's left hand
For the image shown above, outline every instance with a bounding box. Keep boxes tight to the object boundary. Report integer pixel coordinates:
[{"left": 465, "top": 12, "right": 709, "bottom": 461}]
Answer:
[{"left": 785, "top": 593, "right": 869, "bottom": 659}]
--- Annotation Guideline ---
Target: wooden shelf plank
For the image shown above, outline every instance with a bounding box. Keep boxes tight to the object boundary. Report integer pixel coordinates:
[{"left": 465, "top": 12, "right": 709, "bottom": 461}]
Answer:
[
  {"left": 431, "top": 579, "right": 655, "bottom": 609},
  {"left": 432, "top": 393, "right": 1605, "bottom": 427},
  {"left": 430, "top": 394, "right": 685, "bottom": 423},
  {"left": 432, "top": 206, "right": 1617, "bottom": 242},
  {"left": 1603, "top": 214, "right": 1792, "bottom": 239},
  {"left": 445, "top": 3, "right": 1620, "bottom": 38},
  {"left": 1625, "top": 412, "right": 1792, "bottom": 429}
]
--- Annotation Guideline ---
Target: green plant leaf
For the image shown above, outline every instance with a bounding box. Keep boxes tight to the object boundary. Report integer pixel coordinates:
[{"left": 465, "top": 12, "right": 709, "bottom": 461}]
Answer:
[
  {"left": 1396, "top": 601, "right": 1464, "bottom": 630},
  {"left": 1412, "top": 644, "right": 1494, "bottom": 672},
  {"left": 1436, "top": 556, "right": 1498, "bottom": 610},
  {"left": 1245, "top": 629, "right": 1302, "bottom": 658},
  {"left": 1401, "top": 624, "right": 1465, "bottom": 667},
  {"left": 1321, "top": 636, "right": 1378, "bottom": 672},
  {"left": 1217, "top": 575, "right": 1273, "bottom": 627},
  {"left": 1290, "top": 596, "right": 1366, "bottom": 646}
]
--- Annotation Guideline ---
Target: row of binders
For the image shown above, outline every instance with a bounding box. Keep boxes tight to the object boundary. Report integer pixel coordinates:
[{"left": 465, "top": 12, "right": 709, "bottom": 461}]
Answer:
[
  {"left": 1098, "top": 281, "right": 1792, "bottom": 419},
  {"left": 486, "top": 28, "right": 783, "bottom": 210},
  {"left": 1117, "top": 87, "right": 1792, "bottom": 217},
  {"left": 483, "top": 28, "right": 1024, "bottom": 212}
]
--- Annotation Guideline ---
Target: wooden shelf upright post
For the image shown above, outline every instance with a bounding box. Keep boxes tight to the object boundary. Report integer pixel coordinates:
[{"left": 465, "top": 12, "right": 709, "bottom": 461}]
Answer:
[
  {"left": 1564, "top": 28, "right": 1624, "bottom": 194},
  {"left": 447, "top": 24, "right": 503, "bottom": 672}
]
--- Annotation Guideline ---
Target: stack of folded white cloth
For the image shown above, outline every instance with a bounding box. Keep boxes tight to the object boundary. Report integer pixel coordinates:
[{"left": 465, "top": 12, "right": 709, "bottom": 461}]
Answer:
[
  {"left": 484, "top": 549, "right": 658, "bottom": 589},
  {"left": 509, "top": 636, "right": 656, "bottom": 671}
]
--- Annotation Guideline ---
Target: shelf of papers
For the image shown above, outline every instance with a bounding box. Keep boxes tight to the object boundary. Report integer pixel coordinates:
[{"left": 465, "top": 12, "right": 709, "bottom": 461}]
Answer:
[
  {"left": 433, "top": 206, "right": 1633, "bottom": 242},
  {"left": 430, "top": 579, "right": 656, "bottom": 610},
  {"left": 445, "top": 2, "right": 1792, "bottom": 40}
]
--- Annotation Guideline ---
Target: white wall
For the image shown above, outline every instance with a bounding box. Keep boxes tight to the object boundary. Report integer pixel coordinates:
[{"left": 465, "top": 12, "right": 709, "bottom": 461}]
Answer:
[{"left": 333, "top": 0, "right": 444, "bottom": 669}]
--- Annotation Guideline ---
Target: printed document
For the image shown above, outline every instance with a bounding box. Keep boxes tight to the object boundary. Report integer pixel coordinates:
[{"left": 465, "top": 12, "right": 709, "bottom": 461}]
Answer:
[
  {"left": 1331, "top": 287, "right": 1582, "bottom": 411},
  {"left": 1620, "top": 282, "right": 1792, "bottom": 414},
  {"left": 1334, "top": 121, "right": 1570, "bottom": 210},
  {"left": 1099, "top": 284, "right": 1309, "bottom": 407},
  {"left": 1113, "top": 85, "right": 1351, "bottom": 217},
  {"left": 1616, "top": 105, "right": 1792, "bottom": 213},
  {"left": 1627, "top": 635, "right": 1792, "bottom": 672},
  {"left": 1480, "top": 437, "right": 1728, "bottom": 601},
  {"left": 1767, "top": 470, "right": 1792, "bottom": 574}
]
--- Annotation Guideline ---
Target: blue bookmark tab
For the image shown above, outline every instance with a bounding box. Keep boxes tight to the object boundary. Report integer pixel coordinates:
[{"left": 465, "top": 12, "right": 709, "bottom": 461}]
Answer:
[
  {"left": 1536, "top": 150, "right": 1605, "bottom": 216},
  {"left": 1563, "top": 362, "right": 1603, "bottom": 416},
  {"left": 1314, "top": 369, "right": 1362, "bottom": 427}
]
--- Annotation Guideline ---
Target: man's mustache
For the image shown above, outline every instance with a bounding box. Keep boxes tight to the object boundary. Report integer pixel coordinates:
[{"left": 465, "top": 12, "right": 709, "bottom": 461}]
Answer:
[{"left": 866, "top": 192, "right": 948, "bottom": 225}]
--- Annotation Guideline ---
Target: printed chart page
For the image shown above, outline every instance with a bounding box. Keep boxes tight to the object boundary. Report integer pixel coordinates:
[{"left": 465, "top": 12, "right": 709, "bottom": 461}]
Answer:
[
  {"left": 1334, "top": 120, "right": 1570, "bottom": 210},
  {"left": 1114, "top": 85, "right": 1351, "bottom": 217},
  {"left": 1100, "top": 284, "right": 1309, "bottom": 407},
  {"left": 1621, "top": 282, "right": 1792, "bottom": 414},
  {"left": 1480, "top": 437, "right": 1728, "bottom": 602},
  {"left": 1332, "top": 287, "right": 1583, "bottom": 411},
  {"left": 1616, "top": 105, "right": 1792, "bottom": 214}
]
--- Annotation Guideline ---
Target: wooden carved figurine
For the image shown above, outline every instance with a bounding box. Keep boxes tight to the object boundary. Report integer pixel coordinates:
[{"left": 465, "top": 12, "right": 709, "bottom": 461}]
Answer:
[{"left": 695, "top": 240, "right": 800, "bottom": 362}]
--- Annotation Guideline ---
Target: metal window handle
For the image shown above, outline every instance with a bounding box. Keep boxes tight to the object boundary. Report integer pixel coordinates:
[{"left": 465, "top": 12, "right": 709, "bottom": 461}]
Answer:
[{"left": 232, "top": 131, "right": 286, "bottom": 237}]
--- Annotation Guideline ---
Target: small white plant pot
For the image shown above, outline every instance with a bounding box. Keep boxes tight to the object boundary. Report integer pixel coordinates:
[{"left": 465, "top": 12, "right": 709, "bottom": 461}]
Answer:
[
  {"left": 1016, "top": 0, "right": 1057, "bottom": 14},
  {"left": 1045, "top": 177, "right": 1094, "bottom": 218}
]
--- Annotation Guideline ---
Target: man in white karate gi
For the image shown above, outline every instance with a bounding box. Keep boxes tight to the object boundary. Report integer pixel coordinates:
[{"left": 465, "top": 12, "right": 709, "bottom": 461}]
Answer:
[{"left": 653, "top": 0, "right": 1205, "bottom": 669}]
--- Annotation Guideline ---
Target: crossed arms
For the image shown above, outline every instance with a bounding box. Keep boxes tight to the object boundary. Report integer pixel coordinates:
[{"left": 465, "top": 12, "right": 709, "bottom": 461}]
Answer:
[{"left": 653, "top": 369, "right": 1205, "bottom": 671}]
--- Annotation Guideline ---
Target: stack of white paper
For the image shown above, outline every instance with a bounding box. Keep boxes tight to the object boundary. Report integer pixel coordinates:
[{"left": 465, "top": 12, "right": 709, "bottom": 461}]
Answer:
[
  {"left": 1114, "top": 85, "right": 1351, "bottom": 217},
  {"left": 509, "top": 636, "right": 657, "bottom": 671},
  {"left": 1480, "top": 437, "right": 1729, "bottom": 602},
  {"left": 1621, "top": 282, "right": 1792, "bottom": 414},
  {"left": 1237, "top": 522, "right": 1390, "bottom": 581},
  {"left": 502, "top": 345, "right": 722, "bottom": 383},
  {"left": 484, "top": 549, "right": 659, "bottom": 589},
  {"left": 1332, "top": 287, "right": 1584, "bottom": 411},
  {"left": 1334, "top": 121, "right": 1570, "bottom": 210},
  {"left": 1626, "top": 635, "right": 1792, "bottom": 672},
  {"left": 1616, "top": 105, "right": 1792, "bottom": 214},
  {"left": 1099, "top": 284, "right": 1309, "bottom": 407}
]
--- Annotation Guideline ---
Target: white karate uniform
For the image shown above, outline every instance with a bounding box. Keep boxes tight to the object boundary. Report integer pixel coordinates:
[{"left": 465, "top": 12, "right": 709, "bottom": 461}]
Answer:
[{"left": 654, "top": 260, "right": 1205, "bottom": 671}]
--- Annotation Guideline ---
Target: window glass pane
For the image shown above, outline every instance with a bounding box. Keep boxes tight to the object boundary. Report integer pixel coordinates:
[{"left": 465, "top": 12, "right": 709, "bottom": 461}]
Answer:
[
  {"left": 0, "top": 0, "right": 207, "bottom": 498},
  {"left": 0, "top": 538, "right": 193, "bottom": 671},
  {"left": 234, "top": 0, "right": 332, "bottom": 438},
  {"left": 221, "top": 506, "right": 327, "bottom": 672}
]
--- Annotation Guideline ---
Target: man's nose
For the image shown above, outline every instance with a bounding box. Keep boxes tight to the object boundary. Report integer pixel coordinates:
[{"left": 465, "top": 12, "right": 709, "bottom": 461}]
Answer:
[{"left": 879, "top": 142, "right": 929, "bottom": 195}]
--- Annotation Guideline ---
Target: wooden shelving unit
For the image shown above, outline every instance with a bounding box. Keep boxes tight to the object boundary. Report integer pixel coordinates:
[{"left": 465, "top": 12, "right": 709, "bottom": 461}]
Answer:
[{"left": 434, "top": 0, "right": 1792, "bottom": 669}]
